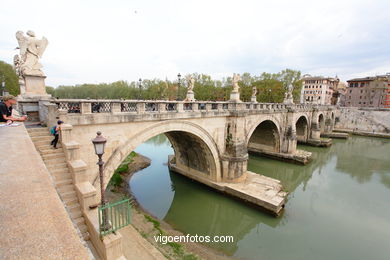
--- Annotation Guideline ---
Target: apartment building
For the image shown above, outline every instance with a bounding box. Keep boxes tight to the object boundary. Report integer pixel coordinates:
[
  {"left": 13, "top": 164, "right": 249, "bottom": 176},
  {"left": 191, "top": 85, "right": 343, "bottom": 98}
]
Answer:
[
  {"left": 301, "top": 75, "right": 339, "bottom": 105},
  {"left": 345, "top": 75, "right": 389, "bottom": 108}
]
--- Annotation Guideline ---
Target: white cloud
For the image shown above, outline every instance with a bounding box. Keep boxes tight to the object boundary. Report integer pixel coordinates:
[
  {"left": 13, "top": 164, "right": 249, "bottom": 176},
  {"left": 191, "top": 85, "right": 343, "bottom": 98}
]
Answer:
[{"left": 0, "top": 0, "right": 389, "bottom": 86}]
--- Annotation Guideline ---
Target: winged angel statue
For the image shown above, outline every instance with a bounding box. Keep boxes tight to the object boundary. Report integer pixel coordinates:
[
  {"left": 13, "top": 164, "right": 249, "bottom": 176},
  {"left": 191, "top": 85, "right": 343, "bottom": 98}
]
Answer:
[{"left": 14, "top": 30, "right": 48, "bottom": 76}]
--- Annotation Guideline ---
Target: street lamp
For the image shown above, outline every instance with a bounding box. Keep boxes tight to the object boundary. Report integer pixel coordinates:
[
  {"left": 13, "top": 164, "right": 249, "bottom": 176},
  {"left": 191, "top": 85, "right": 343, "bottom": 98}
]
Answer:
[
  {"left": 138, "top": 78, "right": 142, "bottom": 100},
  {"left": 177, "top": 73, "right": 181, "bottom": 101},
  {"left": 91, "top": 131, "right": 110, "bottom": 231}
]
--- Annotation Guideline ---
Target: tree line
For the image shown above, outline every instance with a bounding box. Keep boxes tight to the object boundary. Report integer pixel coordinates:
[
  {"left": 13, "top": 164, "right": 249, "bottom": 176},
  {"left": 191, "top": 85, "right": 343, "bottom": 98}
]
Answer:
[
  {"left": 0, "top": 59, "right": 303, "bottom": 103},
  {"left": 47, "top": 69, "right": 302, "bottom": 103}
]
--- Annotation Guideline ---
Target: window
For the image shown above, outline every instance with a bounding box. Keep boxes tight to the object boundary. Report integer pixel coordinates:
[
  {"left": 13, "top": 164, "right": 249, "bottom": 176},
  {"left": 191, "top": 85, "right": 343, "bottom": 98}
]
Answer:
[
  {"left": 349, "top": 90, "right": 352, "bottom": 93},
  {"left": 360, "top": 96, "right": 362, "bottom": 99},
  {"left": 360, "top": 90, "right": 363, "bottom": 93}
]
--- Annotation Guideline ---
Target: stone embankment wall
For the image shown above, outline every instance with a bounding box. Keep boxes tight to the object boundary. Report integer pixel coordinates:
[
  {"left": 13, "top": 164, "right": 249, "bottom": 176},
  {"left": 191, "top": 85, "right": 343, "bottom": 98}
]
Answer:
[{"left": 335, "top": 107, "right": 390, "bottom": 133}]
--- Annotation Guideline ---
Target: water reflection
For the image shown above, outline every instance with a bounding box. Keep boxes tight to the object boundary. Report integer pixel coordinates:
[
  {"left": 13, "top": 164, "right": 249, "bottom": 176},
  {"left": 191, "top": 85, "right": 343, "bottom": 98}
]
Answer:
[{"left": 130, "top": 134, "right": 390, "bottom": 260}]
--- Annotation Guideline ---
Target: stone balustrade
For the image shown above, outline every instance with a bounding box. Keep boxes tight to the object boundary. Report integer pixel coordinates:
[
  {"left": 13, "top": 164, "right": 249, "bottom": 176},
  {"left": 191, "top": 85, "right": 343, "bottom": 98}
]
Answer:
[{"left": 51, "top": 99, "right": 334, "bottom": 116}]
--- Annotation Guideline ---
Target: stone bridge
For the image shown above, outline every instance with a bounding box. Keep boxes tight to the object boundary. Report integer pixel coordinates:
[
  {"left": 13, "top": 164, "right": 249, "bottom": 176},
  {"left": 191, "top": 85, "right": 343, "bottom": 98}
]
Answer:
[
  {"left": 41, "top": 99, "right": 336, "bottom": 204},
  {"left": 31, "top": 98, "right": 337, "bottom": 259}
]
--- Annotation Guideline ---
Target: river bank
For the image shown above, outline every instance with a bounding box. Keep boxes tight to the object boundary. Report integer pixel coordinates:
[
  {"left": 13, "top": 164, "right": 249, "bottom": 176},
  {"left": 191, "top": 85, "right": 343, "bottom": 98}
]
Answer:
[{"left": 106, "top": 152, "right": 232, "bottom": 260}]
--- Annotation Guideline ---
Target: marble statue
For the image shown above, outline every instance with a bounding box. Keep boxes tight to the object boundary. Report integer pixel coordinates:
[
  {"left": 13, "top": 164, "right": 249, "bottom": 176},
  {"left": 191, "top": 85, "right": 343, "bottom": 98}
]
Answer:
[
  {"left": 232, "top": 73, "right": 241, "bottom": 92},
  {"left": 251, "top": 86, "right": 258, "bottom": 102},
  {"left": 186, "top": 75, "right": 195, "bottom": 92},
  {"left": 252, "top": 86, "right": 257, "bottom": 96},
  {"left": 283, "top": 83, "right": 294, "bottom": 104},
  {"left": 15, "top": 30, "right": 48, "bottom": 76},
  {"left": 185, "top": 75, "right": 196, "bottom": 101}
]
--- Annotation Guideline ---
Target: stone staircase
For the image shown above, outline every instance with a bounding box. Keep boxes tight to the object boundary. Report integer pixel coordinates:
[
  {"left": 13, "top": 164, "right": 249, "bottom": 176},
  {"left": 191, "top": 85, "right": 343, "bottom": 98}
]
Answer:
[{"left": 27, "top": 127, "right": 90, "bottom": 241}]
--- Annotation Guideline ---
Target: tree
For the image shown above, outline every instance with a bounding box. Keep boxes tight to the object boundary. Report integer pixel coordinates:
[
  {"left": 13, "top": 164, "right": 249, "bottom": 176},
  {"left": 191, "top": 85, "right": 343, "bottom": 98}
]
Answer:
[{"left": 0, "top": 60, "right": 19, "bottom": 95}]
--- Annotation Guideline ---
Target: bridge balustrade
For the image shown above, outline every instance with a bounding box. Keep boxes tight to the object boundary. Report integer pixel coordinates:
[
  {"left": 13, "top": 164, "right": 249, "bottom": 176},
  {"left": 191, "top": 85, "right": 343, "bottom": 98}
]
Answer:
[{"left": 51, "top": 99, "right": 328, "bottom": 116}]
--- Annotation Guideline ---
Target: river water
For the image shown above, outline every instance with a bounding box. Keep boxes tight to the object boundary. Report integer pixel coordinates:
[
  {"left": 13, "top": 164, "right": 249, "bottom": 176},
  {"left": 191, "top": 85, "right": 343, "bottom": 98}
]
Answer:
[{"left": 129, "top": 135, "right": 390, "bottom": 260}]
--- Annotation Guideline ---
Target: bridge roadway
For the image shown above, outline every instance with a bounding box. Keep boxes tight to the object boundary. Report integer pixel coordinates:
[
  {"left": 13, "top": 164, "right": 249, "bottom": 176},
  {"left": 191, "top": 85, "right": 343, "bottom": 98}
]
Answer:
[{"left": 0, "top": 124, "right": 91, "bottom": 259}]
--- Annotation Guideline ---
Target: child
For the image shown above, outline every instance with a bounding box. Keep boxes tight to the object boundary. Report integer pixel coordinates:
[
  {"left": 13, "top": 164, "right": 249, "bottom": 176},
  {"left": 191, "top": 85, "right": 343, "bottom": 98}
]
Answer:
[{"left": 50, "top": 120, "right": 63, "bottom": 149}]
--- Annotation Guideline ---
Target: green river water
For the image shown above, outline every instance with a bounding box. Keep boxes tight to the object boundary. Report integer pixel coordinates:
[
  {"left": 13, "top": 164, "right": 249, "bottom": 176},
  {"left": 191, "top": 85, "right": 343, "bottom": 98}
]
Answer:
[{"left": 129, "top": 135, "right": 390, "bottom": 260}]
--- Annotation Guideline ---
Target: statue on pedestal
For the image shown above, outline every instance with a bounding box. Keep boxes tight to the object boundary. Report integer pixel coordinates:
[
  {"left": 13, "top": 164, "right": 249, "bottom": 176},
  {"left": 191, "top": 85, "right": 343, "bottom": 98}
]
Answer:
[
  {"left": 232, "top": 73, "right": 241, "bottom": 93},
  {"left": 229, "top": 73, "right": 242, "bottom": 102},
  {"left": 14, "top": 30, "right": 49, "bottom": 97},
  {"left": 185, "top": 75, "right": 196, "bottom": 101},
  {"left": 251, "top": 86, "right": 257, "bottom": 102},
  {"left": 283, "top": 83, "right": 294, "bottom": 104}
]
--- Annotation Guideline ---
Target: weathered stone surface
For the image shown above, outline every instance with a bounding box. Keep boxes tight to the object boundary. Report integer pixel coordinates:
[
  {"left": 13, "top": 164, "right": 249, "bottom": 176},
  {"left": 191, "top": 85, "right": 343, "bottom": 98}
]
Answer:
[
  {"left": 335, "top": 107, "right": 390, "bottom": 133},
  {"left": 0, "top": 125, "right": 90, "bottom": 259}
]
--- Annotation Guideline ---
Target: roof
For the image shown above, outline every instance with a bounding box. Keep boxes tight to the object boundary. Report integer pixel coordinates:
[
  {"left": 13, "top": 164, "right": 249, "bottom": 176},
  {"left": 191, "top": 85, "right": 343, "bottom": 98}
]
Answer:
[{"left": 347, "top": 75, "right": 389, "bottom": 82}]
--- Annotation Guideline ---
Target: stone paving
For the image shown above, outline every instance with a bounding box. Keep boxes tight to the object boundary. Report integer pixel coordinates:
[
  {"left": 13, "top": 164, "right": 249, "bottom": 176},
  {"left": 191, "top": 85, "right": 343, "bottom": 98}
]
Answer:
[{"left": 0, "top": 124, "right": 91, "bottom": 260}]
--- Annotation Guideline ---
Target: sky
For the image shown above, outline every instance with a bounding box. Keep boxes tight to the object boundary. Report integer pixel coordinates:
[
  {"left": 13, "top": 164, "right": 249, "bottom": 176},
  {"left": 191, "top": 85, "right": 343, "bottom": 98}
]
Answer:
[{"left": 0, "top": 0, "right": 389, "bottom": 87}]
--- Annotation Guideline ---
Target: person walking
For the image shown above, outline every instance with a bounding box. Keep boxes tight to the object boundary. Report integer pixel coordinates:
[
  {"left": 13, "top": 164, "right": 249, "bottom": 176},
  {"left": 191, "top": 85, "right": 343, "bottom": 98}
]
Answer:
[{"left": 50, "top": 120, "right": 63, "bottom": 149}]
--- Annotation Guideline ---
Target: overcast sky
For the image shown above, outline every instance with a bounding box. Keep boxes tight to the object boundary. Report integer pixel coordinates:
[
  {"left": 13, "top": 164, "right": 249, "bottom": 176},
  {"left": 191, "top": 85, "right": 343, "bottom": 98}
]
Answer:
[{"left": 0, "top": 0, "right": 389, "bottom": 87}]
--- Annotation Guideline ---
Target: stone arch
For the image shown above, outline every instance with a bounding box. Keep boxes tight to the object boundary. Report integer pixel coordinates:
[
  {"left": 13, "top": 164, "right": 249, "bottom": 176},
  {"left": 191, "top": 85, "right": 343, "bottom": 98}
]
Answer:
[
  {"left": 247, "top": 119, "right": 281, "bottom": 153},
  {"left": 318, "top": 113, "right": 325, "bottom": 133},
  {"left": 296, "top": 115, "right": 309, "bottom": 142},
  {"left": 100, "top": 121, "right": 222, "bottom": 189}
]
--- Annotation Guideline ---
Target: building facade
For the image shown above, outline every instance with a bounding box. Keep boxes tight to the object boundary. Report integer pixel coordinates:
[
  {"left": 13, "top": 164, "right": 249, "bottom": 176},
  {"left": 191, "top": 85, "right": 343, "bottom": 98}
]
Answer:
[
  {"left": 301, "top": 75, "right": 339, "bottom": 105},
  {"left": 345, "top": 75, "right": 389, "bottom": 108}
]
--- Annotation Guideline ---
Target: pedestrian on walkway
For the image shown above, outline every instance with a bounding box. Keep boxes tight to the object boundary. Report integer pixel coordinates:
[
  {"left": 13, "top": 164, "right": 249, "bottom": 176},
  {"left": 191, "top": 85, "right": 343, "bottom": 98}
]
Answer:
[{"left": 50, "top": 120, "right": 63, "bottom": 149}]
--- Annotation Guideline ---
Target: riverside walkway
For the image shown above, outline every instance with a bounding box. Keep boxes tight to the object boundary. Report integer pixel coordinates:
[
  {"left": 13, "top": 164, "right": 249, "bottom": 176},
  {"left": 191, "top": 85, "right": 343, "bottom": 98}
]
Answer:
[{"left": 0, "top": 124, "right": 91, "bottom": 259}]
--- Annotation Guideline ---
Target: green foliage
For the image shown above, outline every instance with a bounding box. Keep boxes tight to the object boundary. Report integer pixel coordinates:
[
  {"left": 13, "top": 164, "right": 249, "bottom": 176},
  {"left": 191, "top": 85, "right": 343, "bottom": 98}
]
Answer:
[
  {"left": 0, "top": 60, "right": 19, "bottom": 95},
  {"left": 47, "top": 69, "right": 302, "bottom": 103},
  {"left": 46, "top": 86, "right": 55, "bottom": 95},
  {"left": 114, "top": 151, "right": 137, "bottom": 175},
  {"left": 109, "top": 172, "right": 124, "bottom": 187},
  {"left": 144, "top": 214, "right": 164, "bottom": 235},
  {"left": 108, "top": 151, "right": 137, "bottom": 187}
]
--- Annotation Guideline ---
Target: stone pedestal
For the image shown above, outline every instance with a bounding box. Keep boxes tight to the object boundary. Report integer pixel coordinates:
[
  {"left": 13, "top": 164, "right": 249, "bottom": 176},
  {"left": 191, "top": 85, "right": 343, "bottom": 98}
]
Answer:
[
  {"left": 283, "top": 96, "right": 294, "bottom": 104},
  {"left": 185, "top": 91, "right": 196, "bottom": 102},
  {"left": 229, "top": 91, "right": 241, "bottom": 102},
  {"left": 23, "top": 75, "right": 48, "bottom": 96},
  {"left": 251, "top": 95, "right": 257, "bottom": 103}
]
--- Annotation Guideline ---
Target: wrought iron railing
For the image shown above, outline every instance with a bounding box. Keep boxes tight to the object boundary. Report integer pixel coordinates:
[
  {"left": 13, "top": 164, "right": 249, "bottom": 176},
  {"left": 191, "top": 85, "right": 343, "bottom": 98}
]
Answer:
[{"left": 98, "top": 198, "right": 131, "bottom": 236}]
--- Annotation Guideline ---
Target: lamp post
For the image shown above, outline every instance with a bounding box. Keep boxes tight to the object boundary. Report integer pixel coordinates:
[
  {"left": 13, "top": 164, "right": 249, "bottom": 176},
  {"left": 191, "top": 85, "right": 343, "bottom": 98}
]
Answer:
[
  {"left": 92, "top": 131, "right": 110, "bottom": 231},
  {"left": 177, "top": 73, "right": 181, "bottom": 101},
  {"left": 138, "top": 78, "right": 142, "bottom": 100}
]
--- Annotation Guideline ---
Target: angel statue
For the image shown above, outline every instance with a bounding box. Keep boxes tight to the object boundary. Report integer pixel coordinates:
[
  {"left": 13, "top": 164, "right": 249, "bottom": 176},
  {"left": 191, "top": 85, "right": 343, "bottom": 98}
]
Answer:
[
  {"left": 232, "top": 73, "right": 241, "bottom": 92},
  {"left": 186, "top": 75, "right": 195, "bottom": 92},
  {"left": 15, "top": 30, "right": 48, "bottom": 76}
]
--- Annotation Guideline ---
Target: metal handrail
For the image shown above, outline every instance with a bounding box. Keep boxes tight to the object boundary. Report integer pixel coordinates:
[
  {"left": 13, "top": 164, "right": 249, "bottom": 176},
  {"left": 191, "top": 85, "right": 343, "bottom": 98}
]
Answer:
[{"left": 98, "top": 198, "right": 131, "bottom": 236}]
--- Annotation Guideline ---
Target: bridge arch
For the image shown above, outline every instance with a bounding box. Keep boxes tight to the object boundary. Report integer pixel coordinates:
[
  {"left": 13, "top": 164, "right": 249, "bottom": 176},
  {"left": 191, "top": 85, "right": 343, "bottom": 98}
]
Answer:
[
  {"left": 247, "top": 118, "right": 281, "bottom": 153},
  {"left": 296, "top": 115, "right": 309, "bottom": 142},
  {"left": 100, "top": 121, "right": 222, "bottom": 189}
]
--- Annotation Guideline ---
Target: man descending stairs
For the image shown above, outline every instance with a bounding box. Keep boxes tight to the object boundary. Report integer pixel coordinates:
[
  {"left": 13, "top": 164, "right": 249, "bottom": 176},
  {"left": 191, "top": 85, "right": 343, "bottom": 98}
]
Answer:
[{"left": 27, "top": 127, "right": 90, "bottom": 241}]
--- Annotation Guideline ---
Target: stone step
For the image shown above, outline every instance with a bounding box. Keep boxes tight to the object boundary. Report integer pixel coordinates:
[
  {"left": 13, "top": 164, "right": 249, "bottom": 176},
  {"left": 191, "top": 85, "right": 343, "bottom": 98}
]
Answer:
[
  {"left": 82, "top": 231, "right": 90, "bottom": 241},
  {"left": 42, "top": 153, "right": 65, "bottom": 160},
  {"left": 31, "top": 136, "right": 53, "bottom": 142},
  {"left": 50, "top": 167, "right": 69, "bottom": 174},
  {"left": 39, "top": 148, "right": 64, "bottom": 155},
  {"left": 70, "top": 209, "right": 83, "bottom": 219},
  {"left": 27, "top": 127, "right": 49, "bottom": 133},
  {"left": 44, "top": 157, "right": 66, "bottom": 165},
  {"left": 63, "top": 195, "right": 78, "bottom": 206},
  {"left": 58, "top": 184, "right": 75, "bottom": 193},
  {"left": 60, "top": 190, "right": 77, "bottom": 200},
  {"left": 74, "top": 216, "right": 85, "bottom": 225},
  {"left": 78, "top": 223, "right": 88, "bottom": 233},
  {"left": 52, "top": 172, "right": 72, "bottom": 182},
  {"left": 47, "top": 164, "right": 68, "bottom": 172},
  {"left": 32, "top": 140, "right": 54, "bottom": 147},
  {"left": 37, "top": 144, "right": 62, "bottom": 150},
  {"left": 28, "top": 131, "right": 50, "bottom": 137},
  {"left": 69, "top": 204, "right": 82, "bottom": 215},
  {"left": 55, "top": 178, "right": 73, "bottom": 188}
]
